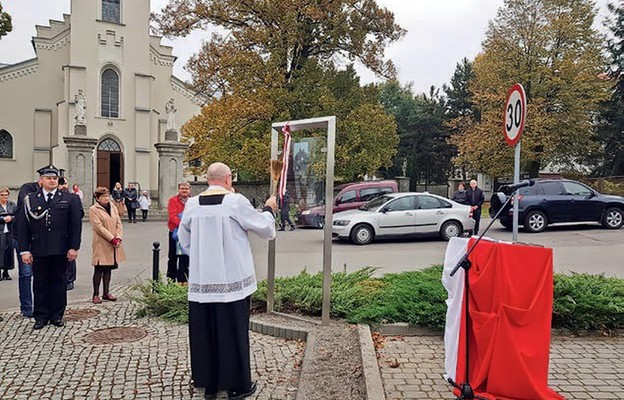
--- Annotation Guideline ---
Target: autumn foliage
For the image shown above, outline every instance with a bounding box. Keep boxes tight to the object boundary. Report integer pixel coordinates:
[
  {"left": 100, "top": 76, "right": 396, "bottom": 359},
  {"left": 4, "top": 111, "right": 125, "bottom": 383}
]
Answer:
[
  {"left": 154, "top": 0, "right": 405, "bottom": 181},
  {"left": 449, "top": 0, "right": 609, "bottom": 178}
]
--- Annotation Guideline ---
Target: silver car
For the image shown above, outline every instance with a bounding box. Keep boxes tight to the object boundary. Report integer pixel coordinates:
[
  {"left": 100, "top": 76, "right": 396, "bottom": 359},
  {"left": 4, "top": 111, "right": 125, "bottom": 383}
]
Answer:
[{"left": 332, "top": 192, "right": 475, "bottom": 245}]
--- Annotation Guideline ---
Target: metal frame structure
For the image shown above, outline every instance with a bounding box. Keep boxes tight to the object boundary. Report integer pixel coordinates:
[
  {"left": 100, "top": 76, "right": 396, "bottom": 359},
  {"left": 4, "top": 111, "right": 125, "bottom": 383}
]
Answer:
[{"left": 268, "top": 116, "right": 336, "bottom": 325}]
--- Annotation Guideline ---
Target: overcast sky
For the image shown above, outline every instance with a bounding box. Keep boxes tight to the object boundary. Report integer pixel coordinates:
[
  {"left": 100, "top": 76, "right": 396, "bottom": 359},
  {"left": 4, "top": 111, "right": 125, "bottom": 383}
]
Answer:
[{"left": 0, "top": 0, "right": 613, "bottom": 94}]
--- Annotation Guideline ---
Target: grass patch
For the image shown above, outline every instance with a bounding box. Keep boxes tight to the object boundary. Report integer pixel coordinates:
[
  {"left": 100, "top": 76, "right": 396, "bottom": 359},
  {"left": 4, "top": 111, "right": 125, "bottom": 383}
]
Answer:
[{"left": 133, "top": 267, "right": 624, "bottom": 332}]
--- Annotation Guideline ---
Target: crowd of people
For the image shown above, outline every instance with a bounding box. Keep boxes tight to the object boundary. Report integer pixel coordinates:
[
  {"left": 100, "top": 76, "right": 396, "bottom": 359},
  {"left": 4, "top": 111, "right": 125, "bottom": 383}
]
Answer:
[
  {"left": 0, "top": 166, "right": 125, "bottom": 328},
  {"left": 1, "top": 161, "right": 286, "bottom": 399}
]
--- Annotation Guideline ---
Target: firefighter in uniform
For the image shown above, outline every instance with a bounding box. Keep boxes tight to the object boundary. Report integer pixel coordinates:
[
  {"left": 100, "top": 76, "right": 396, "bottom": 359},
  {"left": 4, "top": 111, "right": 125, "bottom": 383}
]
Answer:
[{"left": 17, "top": 165, "right": 83, "bottom": 330}]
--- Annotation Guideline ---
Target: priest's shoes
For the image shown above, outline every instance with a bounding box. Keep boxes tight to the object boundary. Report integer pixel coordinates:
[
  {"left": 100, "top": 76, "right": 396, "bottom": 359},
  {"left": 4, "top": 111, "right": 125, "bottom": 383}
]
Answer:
[
  {"left": 51, "top": 319, "right": 65, "bottom": 327},
  {"left": 33, "top": 320, "right": 47, "bottom": 330},
  {"left": 228, "top": 381, "right": 256, "bottom": 400}
]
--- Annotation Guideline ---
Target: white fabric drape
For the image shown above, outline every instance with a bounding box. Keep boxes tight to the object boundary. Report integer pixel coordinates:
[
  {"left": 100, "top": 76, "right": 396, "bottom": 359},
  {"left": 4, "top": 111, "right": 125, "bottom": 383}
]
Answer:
[{"left": 442, "top": 236, "right": 469, "bottom": 382}]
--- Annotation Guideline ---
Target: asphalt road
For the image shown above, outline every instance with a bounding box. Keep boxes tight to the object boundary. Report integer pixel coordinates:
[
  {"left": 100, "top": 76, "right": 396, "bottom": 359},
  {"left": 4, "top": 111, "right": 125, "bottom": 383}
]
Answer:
[{"left": 0, "top": 218, "right": 622, "bottom": 311}]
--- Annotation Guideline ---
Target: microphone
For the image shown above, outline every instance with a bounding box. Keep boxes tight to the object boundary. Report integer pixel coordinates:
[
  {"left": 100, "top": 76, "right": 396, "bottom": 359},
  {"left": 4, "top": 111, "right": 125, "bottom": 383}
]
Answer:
[{"left": 505, "top": 179, "right": 535, "bottom": 191}]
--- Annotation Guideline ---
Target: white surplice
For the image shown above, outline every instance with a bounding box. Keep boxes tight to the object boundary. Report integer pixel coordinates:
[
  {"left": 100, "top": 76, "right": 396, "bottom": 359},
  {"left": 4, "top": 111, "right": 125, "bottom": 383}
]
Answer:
[{"left": 178, "top": 185, "right": 276, "bottom": 303}]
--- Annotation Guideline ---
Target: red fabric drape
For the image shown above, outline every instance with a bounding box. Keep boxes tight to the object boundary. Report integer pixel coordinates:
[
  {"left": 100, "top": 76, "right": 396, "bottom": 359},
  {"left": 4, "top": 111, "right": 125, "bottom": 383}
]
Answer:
[{"left": 455, "top": 239, "right": 564, "bottom": 400}]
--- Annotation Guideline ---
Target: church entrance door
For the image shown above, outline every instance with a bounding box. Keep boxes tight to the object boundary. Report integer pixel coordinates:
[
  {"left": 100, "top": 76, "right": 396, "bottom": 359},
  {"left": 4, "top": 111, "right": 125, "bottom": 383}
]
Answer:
[{"left": 97, "top": 138, "right": 124, "bottom": 190}]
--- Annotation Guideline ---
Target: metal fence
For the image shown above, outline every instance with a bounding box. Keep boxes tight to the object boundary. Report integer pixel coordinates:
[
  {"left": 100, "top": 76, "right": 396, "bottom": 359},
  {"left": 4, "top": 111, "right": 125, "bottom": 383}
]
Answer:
[{"left": 411, "top": 183, "right": 450, "bottom": 198}]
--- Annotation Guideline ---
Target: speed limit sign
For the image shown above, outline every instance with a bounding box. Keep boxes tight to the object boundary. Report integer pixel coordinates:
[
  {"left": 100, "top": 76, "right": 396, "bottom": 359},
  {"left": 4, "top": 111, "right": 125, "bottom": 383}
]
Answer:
[{"left": 503, "top": 83, "right": 526, "bottom": 146}]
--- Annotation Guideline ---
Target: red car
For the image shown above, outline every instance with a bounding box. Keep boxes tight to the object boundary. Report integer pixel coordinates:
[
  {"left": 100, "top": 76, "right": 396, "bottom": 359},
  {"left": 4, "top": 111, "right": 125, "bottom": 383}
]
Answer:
[{"left": 295, "top": 180, "right": 398, "bottom": 228}]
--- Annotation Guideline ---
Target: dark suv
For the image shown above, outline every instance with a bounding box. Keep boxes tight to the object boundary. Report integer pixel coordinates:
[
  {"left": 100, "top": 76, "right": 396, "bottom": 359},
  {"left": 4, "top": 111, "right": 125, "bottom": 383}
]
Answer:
[{"left": 489, "top": 179, "right": 624, "bottom": 232}]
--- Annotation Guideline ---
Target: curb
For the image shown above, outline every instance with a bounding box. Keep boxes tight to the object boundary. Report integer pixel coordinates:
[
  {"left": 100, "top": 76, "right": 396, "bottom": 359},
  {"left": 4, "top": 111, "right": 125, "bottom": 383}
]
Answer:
[
  {"left": 247, "top": 317, "right": 313, "bottom": 400},
  {"left": 248, "top": 318, "right": 385, "bottom": 400},
  {"left": 294, "top": 331, "right": 317, "bottom": 400},
  {"left": 372, "top": 323, "right": 624, "bottom": 338},
  {"left": 249, "top": 318, "right": 308, "bottom": 341},
  {"left": 358, "top": 324, "right": 386, "bottom": 400},
  {"left": 371, "top": 322, "right": 442, "bottom": 336}
]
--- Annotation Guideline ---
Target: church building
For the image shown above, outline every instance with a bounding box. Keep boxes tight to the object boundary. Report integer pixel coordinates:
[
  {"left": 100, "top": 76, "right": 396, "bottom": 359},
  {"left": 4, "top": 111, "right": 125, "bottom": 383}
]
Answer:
[{"left": 0, "top": 0, "right": 202, "bottom": 206}]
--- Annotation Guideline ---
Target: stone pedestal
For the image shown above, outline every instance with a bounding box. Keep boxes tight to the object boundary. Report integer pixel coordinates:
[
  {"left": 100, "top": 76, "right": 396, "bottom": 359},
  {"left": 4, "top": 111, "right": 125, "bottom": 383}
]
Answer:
[
  {"left": 63, "top": 136, "right": 98, "bottom": 205},
  {"left": 74, "top": 124, "right": 86, "bottom": 136},
  {"left": 395, "top": 176, "right": 410, "bottom": 193},
  {"left": 155, "top": 141, "right": 189, "bottom": 208},
  {"left": 165, "top": 129, "right": 178, "bottom": 141}
]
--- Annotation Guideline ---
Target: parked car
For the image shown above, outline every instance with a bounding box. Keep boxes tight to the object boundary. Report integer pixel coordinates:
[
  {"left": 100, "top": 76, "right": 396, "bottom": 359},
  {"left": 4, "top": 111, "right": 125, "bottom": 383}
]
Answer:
[
  {"left": 296, "top": 180, "right": 398, "bottom": 228},
  {"left": 332, "top": 192, "right": 475, "bottom": 245},
  {"left": 489, "top": 179, "right": 624, "bottom": 233}
]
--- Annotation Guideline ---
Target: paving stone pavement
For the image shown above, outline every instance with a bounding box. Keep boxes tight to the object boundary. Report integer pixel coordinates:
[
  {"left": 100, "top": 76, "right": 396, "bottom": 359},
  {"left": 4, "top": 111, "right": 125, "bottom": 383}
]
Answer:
[
  {"left": 0, "top": 299, "right": 303, "bottom": 400},
  {"left": 377, "top": 335, "right": 624, "bottom": 400}
]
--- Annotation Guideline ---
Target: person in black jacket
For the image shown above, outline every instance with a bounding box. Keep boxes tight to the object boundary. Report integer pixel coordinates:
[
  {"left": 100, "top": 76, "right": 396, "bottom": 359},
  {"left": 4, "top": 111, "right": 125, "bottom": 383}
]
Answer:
[
  {"left": 123, "top": 183, "right": 139, "bottom": 223},
  {"left": 17, "top": 165, "right": 83, "bottom": 330},
  {"left": 12, "top": 180, "right": 40, "bottom": 318},
  {"left": 451, "top": 182, "right": 467, "bottom": 204},
  {"left": 0, "top": 187, "right": 16, "bottom": 280},
  {"left": 278, "top": 191, "right": 295, "bottom": 231},
  {"left": 466, "top": 179, "right": 485, "bottom": 236},
  {"left": 59, "top": 177, "right": 84, "bottom": 291}
]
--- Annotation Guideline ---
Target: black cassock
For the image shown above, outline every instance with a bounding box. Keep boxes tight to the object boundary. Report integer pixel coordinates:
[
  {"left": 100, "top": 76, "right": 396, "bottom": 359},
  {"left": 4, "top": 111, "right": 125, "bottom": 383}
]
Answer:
[{"left": 188, "top": 296, "right": 252, "bottom": 392}]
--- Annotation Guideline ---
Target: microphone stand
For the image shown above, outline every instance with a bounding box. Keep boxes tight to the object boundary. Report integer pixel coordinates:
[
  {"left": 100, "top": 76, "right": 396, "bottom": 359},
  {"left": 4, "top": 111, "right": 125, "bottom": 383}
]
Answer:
[{"left": 446, "top": 189, "right": 518, "bottom": 400}]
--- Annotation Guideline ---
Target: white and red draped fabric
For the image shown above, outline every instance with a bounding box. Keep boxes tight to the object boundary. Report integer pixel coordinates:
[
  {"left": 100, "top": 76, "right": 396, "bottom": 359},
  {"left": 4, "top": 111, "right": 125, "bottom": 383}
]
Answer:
[
  {"left": 442, "top": 237, "right": 564, "bottom": 400},
  {"left": 278, "top": 124, "right": 292, "bottom": 203}
]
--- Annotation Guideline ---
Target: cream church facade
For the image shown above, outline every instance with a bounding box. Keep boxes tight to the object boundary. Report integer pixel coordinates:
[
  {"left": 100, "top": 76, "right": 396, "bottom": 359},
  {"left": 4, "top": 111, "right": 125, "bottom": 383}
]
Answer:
[{"left": 0, "top": 0, "right": 202, "bottom": 207}]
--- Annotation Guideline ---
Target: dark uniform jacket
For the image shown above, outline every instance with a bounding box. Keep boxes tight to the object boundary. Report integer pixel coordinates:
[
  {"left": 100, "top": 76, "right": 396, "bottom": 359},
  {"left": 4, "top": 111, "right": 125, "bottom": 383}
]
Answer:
[
  {"left": 17, "top": 189, "right": 83, "bottom": 257},
  {"left": 11, "top": 182, "right": 40, "bottom": 241}
]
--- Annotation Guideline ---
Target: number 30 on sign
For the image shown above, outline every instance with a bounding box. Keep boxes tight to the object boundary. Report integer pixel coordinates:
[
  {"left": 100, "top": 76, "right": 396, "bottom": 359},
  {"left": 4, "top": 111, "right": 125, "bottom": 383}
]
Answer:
[{"left": 503, "top": 83, "right": 526, "bottom": 146}]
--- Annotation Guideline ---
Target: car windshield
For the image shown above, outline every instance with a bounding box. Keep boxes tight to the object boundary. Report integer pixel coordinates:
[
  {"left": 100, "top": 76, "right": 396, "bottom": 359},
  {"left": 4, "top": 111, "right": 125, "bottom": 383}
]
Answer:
[{"left": 359, "top": 195, "right": 393, "bottom": 211}]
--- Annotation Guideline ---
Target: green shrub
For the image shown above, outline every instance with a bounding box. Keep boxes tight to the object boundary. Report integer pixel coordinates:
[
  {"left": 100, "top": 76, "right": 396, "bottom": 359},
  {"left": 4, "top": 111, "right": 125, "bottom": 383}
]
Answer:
[
  {"left": 553, "top": 273, "right": 624, "bottom": 331},
  {"left": 346, "top": 266, "right": 448, "bottom": 330},
  {"left": 252, "top": 266, "right": 379, "bottom": 317},
  {"left": 132, "top": 267, "right": 624, "bottom": 332},
  {"left": 131, "top": 278, "right": 190, "bottom": 323}
]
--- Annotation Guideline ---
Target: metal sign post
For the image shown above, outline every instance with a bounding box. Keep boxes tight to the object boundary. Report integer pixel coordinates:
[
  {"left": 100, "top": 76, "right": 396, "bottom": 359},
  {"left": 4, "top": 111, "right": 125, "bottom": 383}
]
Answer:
[
  {"left": 512, "top": 143, "right": 521, "bottom": 241},
  {"left": 503, "top": 84, "right": 527, "bottom": 242}
]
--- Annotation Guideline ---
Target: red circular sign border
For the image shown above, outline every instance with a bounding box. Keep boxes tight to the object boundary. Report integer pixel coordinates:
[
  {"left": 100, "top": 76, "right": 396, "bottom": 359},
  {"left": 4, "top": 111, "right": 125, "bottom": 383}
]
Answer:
[{"left": 502, "top": 83, "right": 526, "bottom": 146}]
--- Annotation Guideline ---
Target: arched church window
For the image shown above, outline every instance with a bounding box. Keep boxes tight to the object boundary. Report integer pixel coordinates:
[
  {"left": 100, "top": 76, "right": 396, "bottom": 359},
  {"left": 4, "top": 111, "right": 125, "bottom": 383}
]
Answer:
[
  {"left": 0, "top": 130, "right": 13, "bottom": 158},
  {"left": 101, "top": 69, "right": 119, "bottom": 118},
  {"left": 102, "top": 0, "right": 120, "bottom": 23},
  {"left": 98, "top": 138, "right": 121, "bottom": 152}
]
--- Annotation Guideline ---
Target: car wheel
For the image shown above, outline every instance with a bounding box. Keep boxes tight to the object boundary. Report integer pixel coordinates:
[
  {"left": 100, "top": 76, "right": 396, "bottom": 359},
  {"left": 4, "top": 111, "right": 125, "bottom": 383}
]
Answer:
[
  {"left": 440, "top": 221, "right": 462, "bottom": 241},
  {"left": 524, "top": 210, "right": 547, "bottom": 233},
  {"left": 602, "top": 207, "right": 623, "bottom": 229},
  {"left": 314, "top": 215, "right": 325, "bottom": 229},
  {"left": 350, "top": 224, "right": 374, "bottom": 245}
]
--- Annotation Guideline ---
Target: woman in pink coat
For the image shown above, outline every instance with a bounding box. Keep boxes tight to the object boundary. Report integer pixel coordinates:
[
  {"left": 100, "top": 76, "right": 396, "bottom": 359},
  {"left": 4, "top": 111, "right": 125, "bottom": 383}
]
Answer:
[{"left": 89, "top": 187, "right": 126, "bottom": 304}]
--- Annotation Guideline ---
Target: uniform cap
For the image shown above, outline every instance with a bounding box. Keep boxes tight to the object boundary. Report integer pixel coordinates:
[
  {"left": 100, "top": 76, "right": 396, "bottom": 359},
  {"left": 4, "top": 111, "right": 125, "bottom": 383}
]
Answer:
[{"left": 36, "top": 164, "right": 61, "bottom": 177}]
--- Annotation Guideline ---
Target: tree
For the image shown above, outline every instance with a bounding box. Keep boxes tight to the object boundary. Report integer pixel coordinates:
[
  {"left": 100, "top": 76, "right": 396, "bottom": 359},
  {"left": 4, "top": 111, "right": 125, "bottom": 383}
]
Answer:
[
  {"left": 156, "top": 0, "right": 405, "bottom": 180},
  {"left": 182, "top": 61, "right": 400, "bottom": 181},
  {"left": 0, "top": 2, "right": 12, "bottom": 39},
  {"left": 378, "top": 82, "right": 454, "bottom": 186},
  {"left": 444, "top": 58, "right": 479, "bottom": 180},
  {"left": 449, "top": 0, "right": 609, "bottom": 178},
  {"left": 444, "top": 58, "right": 477, "bottom": 120},
  {"left": 595, "top": 2, "right": 624, "bottom": 176}
]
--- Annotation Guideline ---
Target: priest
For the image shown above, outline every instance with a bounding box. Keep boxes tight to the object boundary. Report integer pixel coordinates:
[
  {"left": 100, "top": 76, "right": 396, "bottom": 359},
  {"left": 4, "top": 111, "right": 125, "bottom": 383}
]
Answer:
[{"left": 178, "top": 162, "right": 277, "bottom": 400}]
